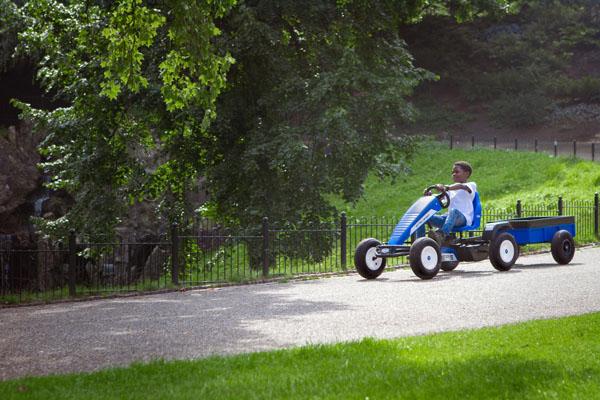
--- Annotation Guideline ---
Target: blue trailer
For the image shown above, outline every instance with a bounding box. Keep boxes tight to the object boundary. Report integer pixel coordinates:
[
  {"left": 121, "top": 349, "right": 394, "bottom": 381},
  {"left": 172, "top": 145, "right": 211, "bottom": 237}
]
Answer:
[{"left": 355, "top": 186, "right": 576, "bottom": 280}]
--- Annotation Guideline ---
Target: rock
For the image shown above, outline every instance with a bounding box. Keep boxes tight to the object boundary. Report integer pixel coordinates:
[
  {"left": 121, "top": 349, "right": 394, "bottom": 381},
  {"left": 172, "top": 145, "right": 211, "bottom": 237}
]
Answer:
[
  {"left": 0, "top": 122, "right": 42, "bottom": 235},
  {"left": 143, "top": 245, "right": 169, "bottom": 281}
]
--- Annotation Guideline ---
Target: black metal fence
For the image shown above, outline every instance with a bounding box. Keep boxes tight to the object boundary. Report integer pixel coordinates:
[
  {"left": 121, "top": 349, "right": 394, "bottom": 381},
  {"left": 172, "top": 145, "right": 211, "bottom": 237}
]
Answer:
[
  {"left": 449, "top": 135, "right": 599, "bottom": 161},
  {"left": 1, "top": 195, "right": 598, "bottom": 304}
]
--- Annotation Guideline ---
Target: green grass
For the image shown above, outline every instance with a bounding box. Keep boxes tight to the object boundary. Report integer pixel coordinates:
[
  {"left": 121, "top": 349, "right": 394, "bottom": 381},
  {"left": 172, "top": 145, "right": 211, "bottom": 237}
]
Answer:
[
  {"left": 333, "top": 143, "right": 600, "bottom": 217},
  {"left": 1, "top": 278, "right": 177, "bottom": 305},
  {"left": 3, "top": 312, "right": 600, "bottom": 399}
]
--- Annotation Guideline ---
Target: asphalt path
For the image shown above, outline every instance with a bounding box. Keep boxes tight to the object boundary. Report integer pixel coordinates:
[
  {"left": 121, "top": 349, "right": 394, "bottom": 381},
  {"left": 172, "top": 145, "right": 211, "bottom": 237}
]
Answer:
[{"left": 1, "top": 246, "right": 600, "bottom": 381}]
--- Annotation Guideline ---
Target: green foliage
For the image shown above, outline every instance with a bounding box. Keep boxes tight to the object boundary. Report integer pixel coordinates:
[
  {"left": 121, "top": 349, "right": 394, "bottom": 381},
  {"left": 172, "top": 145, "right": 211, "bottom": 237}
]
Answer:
[
  {"left": 489, "top": 92, "right": 554, "bottom": 127},
  {"left": 3, "top": 0, "right": 515, "bottom": 242},
  {"left": 10, "top": 0, "right": 236, "bottom": 240},
  {"left": 0, "top": 0, "right": 24, "bottom": 72},
  {"left": 208, "top": 2, "right": 434, "bottom": 233},
  {"left": 100, "top": 0, "right": 166, "bottom": 99},
  {"left": 546, "top": 75, "right": 600, "bottom": 103},
  {"left": 408, "top": 0, "right": 600, "bottom": 129}
]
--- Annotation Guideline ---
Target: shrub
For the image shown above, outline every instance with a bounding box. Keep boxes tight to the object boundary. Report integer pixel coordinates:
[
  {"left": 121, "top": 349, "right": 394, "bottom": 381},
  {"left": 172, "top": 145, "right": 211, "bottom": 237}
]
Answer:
[
  {"left": 545, "top": 76, "right": 600, "bottom": 103},
  {"left": 489, "top": 92, "right": 554, "bottom": 128}
]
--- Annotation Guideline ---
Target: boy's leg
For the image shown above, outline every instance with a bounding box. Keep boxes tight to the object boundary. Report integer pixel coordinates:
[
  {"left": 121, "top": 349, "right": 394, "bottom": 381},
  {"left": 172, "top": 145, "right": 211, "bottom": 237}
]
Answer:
[
  {"left": 440, "top": 209, "right": 467, "bottom": 235},
  {"left": 429, "top": 215, "right": 446, "bottom": 229},
  {"left": 415, "top": 215, "right": 446, "bottom": 238}
]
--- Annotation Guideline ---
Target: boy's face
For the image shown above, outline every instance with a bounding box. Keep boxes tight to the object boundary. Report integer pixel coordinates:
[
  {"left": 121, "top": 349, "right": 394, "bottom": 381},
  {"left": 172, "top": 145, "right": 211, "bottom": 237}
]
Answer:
[{"left": 452, "top": 165, "right": 470, "bottom": 183}]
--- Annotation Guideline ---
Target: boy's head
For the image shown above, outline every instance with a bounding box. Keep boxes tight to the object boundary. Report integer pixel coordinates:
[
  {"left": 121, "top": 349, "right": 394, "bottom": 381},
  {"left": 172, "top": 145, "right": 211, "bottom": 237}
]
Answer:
[{"left": 452, "top": 161, "right": 472, "bottom": 183}]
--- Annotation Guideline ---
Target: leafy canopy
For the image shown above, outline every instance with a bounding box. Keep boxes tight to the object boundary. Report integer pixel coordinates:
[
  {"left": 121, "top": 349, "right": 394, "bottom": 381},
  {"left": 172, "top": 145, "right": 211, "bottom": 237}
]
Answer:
[{"left": 3, "top": 0, "right": 515, "bottom": 242}]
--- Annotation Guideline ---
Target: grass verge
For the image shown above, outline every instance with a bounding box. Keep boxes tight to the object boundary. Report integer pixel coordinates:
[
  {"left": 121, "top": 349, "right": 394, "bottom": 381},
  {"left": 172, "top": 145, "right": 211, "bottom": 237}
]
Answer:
[
  {"left": 334, "top": 143, "right": 600, "bottom": 216},
  {"left": 2, "top": 312, "right": 600, "bottom": 399}
]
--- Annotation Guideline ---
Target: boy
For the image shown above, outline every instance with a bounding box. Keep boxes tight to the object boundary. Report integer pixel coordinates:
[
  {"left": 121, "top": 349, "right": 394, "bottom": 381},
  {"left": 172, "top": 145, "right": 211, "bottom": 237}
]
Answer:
[{"left": 418, "top": 161, "right": 477, "bottom": 243}]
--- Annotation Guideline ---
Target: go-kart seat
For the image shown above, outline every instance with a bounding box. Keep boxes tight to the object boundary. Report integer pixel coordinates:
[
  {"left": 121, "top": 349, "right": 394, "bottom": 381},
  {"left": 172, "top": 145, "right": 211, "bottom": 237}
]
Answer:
[{"left": 451, "top": 191, "right": 482, "bottom": 232}]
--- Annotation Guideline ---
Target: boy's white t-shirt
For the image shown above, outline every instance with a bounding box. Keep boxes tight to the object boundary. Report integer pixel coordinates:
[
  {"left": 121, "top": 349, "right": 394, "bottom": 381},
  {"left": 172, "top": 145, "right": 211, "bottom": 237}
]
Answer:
[{"left": 448, "top": 182, "right": 477, "bottom": 225}]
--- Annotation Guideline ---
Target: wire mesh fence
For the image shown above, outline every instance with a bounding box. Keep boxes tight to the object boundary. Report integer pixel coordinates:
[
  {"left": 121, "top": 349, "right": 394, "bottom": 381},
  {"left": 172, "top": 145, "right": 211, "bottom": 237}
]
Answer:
[
  {"left": 1, "top": 195, "right": 598, "bottom": 304},
  {"left": 449, "top": 135, "right": 598, "bottom": 162}
]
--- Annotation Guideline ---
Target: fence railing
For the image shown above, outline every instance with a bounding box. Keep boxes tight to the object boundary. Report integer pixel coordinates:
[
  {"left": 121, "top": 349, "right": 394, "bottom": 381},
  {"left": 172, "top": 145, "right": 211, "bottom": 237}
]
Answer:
[
  {"left": 1, "top": 195, "right": 598, "bottom": 304},
  {"left": 449, "top": 135, "right": 599, "bottom": 161}
]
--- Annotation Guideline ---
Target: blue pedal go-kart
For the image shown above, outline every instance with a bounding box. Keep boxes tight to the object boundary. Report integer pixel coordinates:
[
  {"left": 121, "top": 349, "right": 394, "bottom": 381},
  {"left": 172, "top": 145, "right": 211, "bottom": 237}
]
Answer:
[{"left": 355, "top": 185, "right": 576, "bottom": 280}]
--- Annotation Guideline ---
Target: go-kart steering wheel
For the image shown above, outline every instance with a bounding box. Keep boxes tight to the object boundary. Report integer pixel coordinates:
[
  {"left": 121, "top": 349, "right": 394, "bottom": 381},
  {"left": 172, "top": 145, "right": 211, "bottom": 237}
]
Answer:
[{"left": 425, "top": 185, "right": 450, "bottom": 209}]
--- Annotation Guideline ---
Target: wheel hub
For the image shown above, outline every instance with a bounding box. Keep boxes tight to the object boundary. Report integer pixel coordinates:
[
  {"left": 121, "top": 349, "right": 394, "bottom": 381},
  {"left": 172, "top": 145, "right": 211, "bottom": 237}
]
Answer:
[
  {"left": 499, "top": 240, "right": 515, "bottom": 263},
  {"left": 420, "top": 246, "right": 438, "bottom": 271},
  {"left": 365, "top": 247, "right": 383, "bottom": 271}
]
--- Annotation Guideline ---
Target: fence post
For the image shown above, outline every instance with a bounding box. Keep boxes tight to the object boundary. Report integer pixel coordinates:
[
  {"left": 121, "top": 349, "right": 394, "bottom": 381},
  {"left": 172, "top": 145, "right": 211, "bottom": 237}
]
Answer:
[
  {"left": 595, "top": 192, "right": 599, "bottom": 239},
  {"left": 171, "top": 223, "right": 179, "bottom": 285},
  {"left": 262, "top": 217, "right": 269, "bottom": 277},
  {"left": 554, "top": 140, "right": 558, "bottom": 157},
  {"left": 450, "top": 135, "right": 453, "bottom": 150},
  {"left": 534, "top": 139, "right": 538, "bottom": 153},
  {"left": 593, "top": 143, "right": 596, "bottom": 162},
  {"left": 493, "top": 137, "right": 497, "bottom": 150},
  {"left": 558, "top": 196, "right": 563, "bottom": 216},
  {"left": 471, "top": 135, "right": 475, "bottom": 148},
  {"left": 68, "top": 230, "right": 76, "bottom": 297},
  {"left": 340, "top": 213, "right": 347, "bottom": 270},
  {"left": 516, "top": 200, "right": 522, "bottom": 218},
  {"left": 514, "top": 138, "right": 518, "bottom": 151},
  {"left": 573, "top": 140, "right": 577, "bottom": 158}
]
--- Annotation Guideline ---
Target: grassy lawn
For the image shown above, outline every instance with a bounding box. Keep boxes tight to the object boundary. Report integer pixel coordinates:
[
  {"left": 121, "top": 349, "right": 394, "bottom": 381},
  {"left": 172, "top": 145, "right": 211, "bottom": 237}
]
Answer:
[
  {"left": 2, "top": 312, "right": 600, "bottom": 399},
  {"left": 334, "top": 143, "right": 600, "bottom": 217}
]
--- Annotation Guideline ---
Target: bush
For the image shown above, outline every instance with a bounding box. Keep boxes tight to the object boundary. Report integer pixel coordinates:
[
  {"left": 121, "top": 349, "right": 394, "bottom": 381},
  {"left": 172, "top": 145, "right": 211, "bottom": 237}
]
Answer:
[
  {"left": 461, "top": 68, "right": 542, "bottom": 102},
  {"left": 489, "top": 92, "right": 554, "bottom": 128},
  {"left": 545, "top": 76, "right": 600, "bottom": 103}
]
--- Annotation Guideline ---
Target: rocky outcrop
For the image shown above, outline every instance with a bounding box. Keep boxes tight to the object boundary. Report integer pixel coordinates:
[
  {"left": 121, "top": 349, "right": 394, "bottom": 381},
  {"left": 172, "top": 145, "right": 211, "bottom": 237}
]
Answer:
[{"left": 0, "top": 123, "right": 42, "bottom": 242}]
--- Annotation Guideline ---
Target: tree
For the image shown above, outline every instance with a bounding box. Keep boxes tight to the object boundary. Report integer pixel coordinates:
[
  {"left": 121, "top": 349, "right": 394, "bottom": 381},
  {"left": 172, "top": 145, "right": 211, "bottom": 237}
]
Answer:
[
  {"left": 10, "top": 0, "right": 236, "bottom": 239},
  {"left": 3, "top": 0, "right": 515, "bottom": 246},
  {"left": 206, "top": 1, "right": 515, "bottom": 226}
]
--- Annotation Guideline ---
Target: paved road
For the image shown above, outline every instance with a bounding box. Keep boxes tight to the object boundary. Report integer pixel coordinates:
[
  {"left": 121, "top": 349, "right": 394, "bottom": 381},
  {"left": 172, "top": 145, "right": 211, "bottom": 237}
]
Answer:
[{"left": 1, "top": 246, "right": 600, "bottom": 381}]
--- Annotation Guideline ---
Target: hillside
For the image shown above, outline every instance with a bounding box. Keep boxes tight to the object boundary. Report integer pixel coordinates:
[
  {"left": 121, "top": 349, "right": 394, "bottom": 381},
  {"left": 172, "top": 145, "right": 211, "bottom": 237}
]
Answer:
[
  {"left": 401, "top": 2, "right": 600, "bottom": 143},
  {"left": 334, "top": 144, "right": 600, "bottom": 217}
]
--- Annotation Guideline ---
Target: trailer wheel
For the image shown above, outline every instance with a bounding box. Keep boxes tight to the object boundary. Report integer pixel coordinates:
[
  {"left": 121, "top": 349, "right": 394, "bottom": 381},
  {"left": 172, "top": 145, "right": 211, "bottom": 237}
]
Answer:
[
  {"left": 409, "top": 237, "right": 441, "bottom": 280},
  {"left": 355, "top": 238, "right": 386, "bottom": 279},
  {"left": 489, "top": 232, "right": 519, "bottom": 271},
  {"left": 441, "top": 261, "right": 459, "bottom": 271},
  {"left": 551, "top": 230, "right": 575, "bottom": 265}
]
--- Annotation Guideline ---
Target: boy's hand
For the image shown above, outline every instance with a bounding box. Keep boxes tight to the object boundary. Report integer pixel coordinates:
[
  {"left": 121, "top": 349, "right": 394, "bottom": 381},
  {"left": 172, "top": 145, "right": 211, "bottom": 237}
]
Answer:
[{"left": 435, "top": 184, "right": 446, "bottom": 192}]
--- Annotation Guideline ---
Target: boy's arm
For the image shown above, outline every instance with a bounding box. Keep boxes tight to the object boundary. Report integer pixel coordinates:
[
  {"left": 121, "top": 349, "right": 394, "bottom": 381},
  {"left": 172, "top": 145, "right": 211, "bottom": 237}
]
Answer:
[{"left": 436, "top": 183, "right": 472, "bottom": 193}]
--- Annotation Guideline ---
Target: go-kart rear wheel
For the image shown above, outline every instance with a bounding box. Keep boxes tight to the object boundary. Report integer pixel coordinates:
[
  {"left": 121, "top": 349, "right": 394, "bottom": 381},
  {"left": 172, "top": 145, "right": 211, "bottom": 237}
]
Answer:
[
  {"left": 409, "top": 237, "right": 441, "bottom": 280},
  {"left": 355, "top": 238, "right": 386, "bottom": 279},
  {"left": 441, "top": 261, "right": 459, "bottom": 271},
  {"left": 489, "top": 232, "right": 519, "bottom": 271},
  {"left": 551, "top": 230, "right": 575, "bottom": 265}
]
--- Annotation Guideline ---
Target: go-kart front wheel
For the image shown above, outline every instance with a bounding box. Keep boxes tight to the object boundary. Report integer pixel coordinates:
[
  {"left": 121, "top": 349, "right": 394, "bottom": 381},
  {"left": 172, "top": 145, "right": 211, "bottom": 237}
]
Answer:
[
  {"left": 409, "top": 237, "right": 441, "bottom": 280},
  {"left": 355, "top": 238, "right": 386, "bottom": 279}
]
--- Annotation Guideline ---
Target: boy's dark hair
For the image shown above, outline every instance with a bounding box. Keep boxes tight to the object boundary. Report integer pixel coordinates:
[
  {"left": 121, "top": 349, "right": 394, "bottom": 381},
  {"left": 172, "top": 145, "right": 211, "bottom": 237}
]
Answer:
[{"left": 454, "top": 161, "right": 472, "bottom": 177}]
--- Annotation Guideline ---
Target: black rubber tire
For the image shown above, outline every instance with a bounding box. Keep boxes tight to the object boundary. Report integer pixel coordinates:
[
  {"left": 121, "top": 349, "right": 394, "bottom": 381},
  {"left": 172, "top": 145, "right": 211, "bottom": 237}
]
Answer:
[
  {"left": 441, "top": 261, "right": 459, "bottom": 271},
  {"left": 551, "top": 230, "right": 575, "bottom": 265},
  {"left": 489, "top": 232, "right": 519, "bottom": 271},
  {"left": 355, "top": 238, "right": 386, "bottom": 279},
  {"left": 409, "top": 237, "right": 441, "bottom": 280}
]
